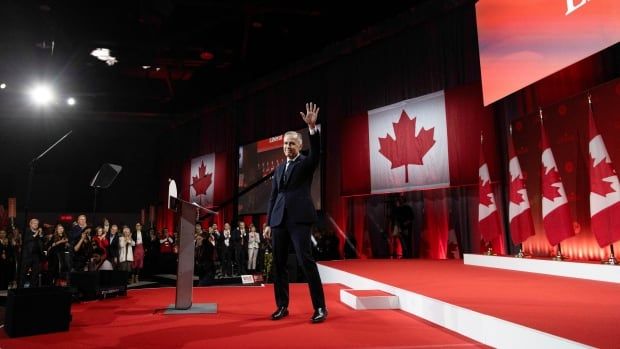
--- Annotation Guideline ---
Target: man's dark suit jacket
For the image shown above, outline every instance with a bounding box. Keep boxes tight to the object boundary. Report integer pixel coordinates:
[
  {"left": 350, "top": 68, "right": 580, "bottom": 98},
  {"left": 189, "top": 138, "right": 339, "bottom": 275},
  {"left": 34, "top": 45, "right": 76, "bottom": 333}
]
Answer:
[{"left": 267, "top": 131, "right": 320, "bottom": 227}]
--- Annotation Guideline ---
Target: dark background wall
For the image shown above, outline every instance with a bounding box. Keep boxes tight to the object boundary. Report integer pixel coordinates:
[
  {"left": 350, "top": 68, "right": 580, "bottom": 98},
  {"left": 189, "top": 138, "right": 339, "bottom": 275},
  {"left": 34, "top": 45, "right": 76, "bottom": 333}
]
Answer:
[{"left": 0, "top": 111, "right": 169, "bottom": 223}]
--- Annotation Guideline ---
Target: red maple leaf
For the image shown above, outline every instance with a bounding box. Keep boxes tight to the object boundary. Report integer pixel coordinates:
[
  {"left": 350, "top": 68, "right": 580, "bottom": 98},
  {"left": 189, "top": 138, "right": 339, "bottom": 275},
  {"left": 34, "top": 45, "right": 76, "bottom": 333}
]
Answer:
[
  {"left": 378, "top": 110, "right": 435, "bottom": 183},
  {"left": 541, "top": 165, "right": 562, "bottom": 201},
  {"left": 479, "top": 178, "right": 494, "bottom": 207},
  {"left": 191, "top": 161, "right": 213, "bottom": 195},
  {"left": 509, "top": 176, "right": 525, "bottom": 205},
  {"left": 590, "top": 157, "right": 616, "bottom": 196}
]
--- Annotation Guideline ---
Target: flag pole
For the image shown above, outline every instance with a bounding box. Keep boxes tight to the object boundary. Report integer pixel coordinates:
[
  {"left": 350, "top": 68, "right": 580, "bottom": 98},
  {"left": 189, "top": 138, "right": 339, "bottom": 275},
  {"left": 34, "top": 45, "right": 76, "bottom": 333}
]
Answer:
[
  {"left": 481, "top": 131, "right": 494, "bottom": 256},
  {"left": 508, "top": 124, "right": 526, "bottom": 259},
  {"left": 553, "top": 243, "right": 564, "bottom": 261},
  {"left": 604, "top": 244, "right": 618, "bottom": 265}
]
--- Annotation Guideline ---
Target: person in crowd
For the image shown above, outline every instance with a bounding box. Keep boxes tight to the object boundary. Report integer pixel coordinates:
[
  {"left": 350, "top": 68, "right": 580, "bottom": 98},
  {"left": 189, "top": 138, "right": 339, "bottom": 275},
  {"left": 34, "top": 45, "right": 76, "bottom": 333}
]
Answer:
[
  {"left": 132, "top": 222, "right": 145, "bottom": 283},
  {"left": 0, "top": 229, "right": 16, "bottom": 289},
  {"left": 69, "top": 214, "right": 88, "bottom": 246},
  {"left": 158, "top": 228, "right": 175, "bottom": 274},
  {"left": 266, "top": 102, "right": 327, "bottom": 323},
  {"left": 88, "top": 248, "right": 113, "bottom": 271},
  {"left": 118, "top": 225, "right": 135, "bottom": 281},
  {"left": 390, "top": 195, "right": 415, "bottom": 258},
  {"left": 20, "top": 218, "right": 44, "bottom": 287},
  {"left": 107, "top": 224, "right": 120, "bottom": 268},
  {"left": 221, "top": 223, "right": 233, "bottom": 276},
  {"left": 144, "top": 227, "right": 159, "bottom": 276},
  {"left": 247, "top": 224, "right": 260, "bottom": 272},
  {"left": 232, "top": 221, "right": 248, "bottom": 274},
  {"left": 92, "top": 226, "right": 109, "bottom": 261},
  {"left": 46, "top": 224, "right": 70, "bottom": 285},
  {"left": 73, "top": 226, "right": 94, "bottom": 271}
]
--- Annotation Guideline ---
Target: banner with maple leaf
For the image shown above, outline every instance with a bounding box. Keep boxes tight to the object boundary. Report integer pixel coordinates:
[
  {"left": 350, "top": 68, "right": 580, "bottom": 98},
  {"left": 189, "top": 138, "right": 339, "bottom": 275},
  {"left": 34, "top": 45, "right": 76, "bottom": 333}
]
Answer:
[
  {"left": 588, "top": 105, "right": 620, "bottom": 247},
  {"left": 540, "top": 123, "right": 574, "bottom": 246},
  {"left": 190, "top": 153, "right": 215, "bottom": 207},
  {"left": 507, "top": 132, "right": 535, "bottom": 245},
  {"left": 478, "top": 141, "right": 502, "bottom": 243},
  {"left": 368, "top": 91, "right": 449, "bottom": 194}
]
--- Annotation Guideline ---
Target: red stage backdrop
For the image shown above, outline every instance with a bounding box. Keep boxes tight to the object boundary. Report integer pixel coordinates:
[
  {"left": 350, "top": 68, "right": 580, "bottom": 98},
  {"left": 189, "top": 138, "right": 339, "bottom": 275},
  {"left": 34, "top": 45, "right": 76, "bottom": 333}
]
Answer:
[
  {"left": 476, "top": 0, "right": 620, "bottom": 105},
  {"left": 514, "top": 78, "right": 620, "bottom": 260}
]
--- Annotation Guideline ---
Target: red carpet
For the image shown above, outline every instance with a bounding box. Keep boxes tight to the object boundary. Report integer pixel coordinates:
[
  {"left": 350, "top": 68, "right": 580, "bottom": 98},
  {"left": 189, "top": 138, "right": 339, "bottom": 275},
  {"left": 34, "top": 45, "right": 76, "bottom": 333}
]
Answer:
[
  {"left": 1, "top": 284, "right": 487, "bottom": 349},
  {"left": 321, "top": 259, "right": 620, "bottom": 348}
]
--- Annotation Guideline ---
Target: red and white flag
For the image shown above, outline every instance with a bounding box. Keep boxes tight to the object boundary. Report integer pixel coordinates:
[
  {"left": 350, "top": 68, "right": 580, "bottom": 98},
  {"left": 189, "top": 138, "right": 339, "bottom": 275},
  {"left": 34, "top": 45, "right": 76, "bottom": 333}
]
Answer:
[
  {"left": 478, "top": 141, "right": 501, "bottom": 243},
  {"left": 588, "top": 105, "right": 620, "bottom": 247},
  {"left": 190, "top": 153, "right": 215, "bottom": 207},
  {"left": 540, "top": 123, "right": 574, "bottom": 246},
  {"left": 507, "top": 132, "right": 535, "bottom": 244},
  {"left": 368, "top": 91, "right": 450, "bottom": 194}
]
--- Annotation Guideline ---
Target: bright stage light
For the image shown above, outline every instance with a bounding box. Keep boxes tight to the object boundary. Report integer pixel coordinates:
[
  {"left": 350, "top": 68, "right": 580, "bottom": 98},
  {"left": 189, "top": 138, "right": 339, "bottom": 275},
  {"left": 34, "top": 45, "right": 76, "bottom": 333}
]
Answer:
[
  {"left": 67, "top": 97, "right": 76, "bottom": 106},
  {"left": 0, "top": 83, "right": 6, "bottom": 89},
  {"left": 29, "top": 85, "right": 55, "bottom": 106}
]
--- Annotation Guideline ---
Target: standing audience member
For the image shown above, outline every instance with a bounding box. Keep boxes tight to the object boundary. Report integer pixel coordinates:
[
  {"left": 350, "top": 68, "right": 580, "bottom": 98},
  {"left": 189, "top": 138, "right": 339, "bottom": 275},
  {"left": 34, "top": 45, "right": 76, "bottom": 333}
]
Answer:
[
  {"left": 20, "top": 218, "right": 44, "bottom": 288},
  {"left": 88, "top": 248, "right": 113, "bottom": 271},
  {"left": 221, "top": 223, "right": 233, "bottom": 276},
  {"left": 132, "top": 223, "right": 145, "bottom": 283},
  {"left": 247, "top": 224, "right": 260, "bottom": 272},
  {"left": 119, "top": 226, "right": 135, "bottom": 282},
  {"left": 46, "top": 224, "right": 70, "bottom": 285},
  {"left": 232, "top": 221, "right": 248, "bottom": 274},
  {"left": 107, "top": 224, "right": 120, "bottom": 268},
  {"left": 73, "top": 227, "right": 93, "bottom": 271},
  {"left": 0, "top": 229, "right": 16, "bottom": 289}
]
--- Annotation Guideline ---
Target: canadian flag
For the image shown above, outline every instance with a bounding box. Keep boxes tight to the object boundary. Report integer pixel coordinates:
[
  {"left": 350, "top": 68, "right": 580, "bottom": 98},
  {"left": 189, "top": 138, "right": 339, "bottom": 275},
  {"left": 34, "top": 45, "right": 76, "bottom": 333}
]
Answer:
[
  {"left": 507, "top": 132, "right": 535, "bottom": 244},
  {"left": 587, "top": 105, "right": 620, "bottom": 247},
  {"left": 478, "top": 141, "right": 501, "bottom": 243},
  {"left": 190, "top": 153, "right": 215, "bottom": 207},
  {"left": 341, "top": 84, "right": 495, "bottom": 196},
  {"left": 368, "top": 91, "right": 450, "bottom": 194},
  {"left": 540, "top": 123, "right": 574, "bottom": 246}
]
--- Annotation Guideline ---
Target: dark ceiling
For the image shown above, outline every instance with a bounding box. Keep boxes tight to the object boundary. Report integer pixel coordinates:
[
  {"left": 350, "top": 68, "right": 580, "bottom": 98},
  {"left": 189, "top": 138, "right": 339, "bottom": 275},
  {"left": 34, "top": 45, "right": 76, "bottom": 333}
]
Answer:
[{"left": 0, "top": 0, "right": 426, "bottom": 115}]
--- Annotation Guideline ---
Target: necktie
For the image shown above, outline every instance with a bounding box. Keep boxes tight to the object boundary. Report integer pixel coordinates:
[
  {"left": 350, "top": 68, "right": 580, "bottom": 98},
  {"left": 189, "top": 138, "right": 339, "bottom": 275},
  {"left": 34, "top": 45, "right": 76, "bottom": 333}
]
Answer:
[{"left": 283, "top": 160, "right": 293, "bottom": 183}]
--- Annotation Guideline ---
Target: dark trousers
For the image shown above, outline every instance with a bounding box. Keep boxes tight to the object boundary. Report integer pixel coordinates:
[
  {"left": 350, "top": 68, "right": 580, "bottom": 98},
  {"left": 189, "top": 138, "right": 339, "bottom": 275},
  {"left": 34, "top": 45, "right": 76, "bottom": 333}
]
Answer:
[
  {"left": 20, "top": 256, "right": 40, "bottom": 288},
  {"left": 272, "top": 219, "right": 325, "bottom": 310}
]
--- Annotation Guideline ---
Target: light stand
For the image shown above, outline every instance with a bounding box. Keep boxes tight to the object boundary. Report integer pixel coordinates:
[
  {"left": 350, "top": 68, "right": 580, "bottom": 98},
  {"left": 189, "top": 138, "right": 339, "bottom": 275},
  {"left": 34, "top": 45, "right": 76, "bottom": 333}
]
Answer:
[{"left": 19, "top": 130, "right": 72, "bottom": 288}]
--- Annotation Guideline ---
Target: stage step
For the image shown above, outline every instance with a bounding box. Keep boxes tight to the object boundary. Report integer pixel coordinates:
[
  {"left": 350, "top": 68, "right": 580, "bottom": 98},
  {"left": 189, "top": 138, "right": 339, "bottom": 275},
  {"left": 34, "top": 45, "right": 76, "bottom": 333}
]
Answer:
[{"left": 340, "top": 289, "right": 400, "bottom": 310}]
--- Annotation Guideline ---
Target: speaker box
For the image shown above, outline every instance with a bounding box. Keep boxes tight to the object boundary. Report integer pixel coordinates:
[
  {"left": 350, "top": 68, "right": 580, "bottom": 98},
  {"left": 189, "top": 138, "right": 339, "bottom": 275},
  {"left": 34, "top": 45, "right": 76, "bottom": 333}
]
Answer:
[
  {"left": 4, "top": 287, "right": 72, "bottom": 337},
  {"left": 70, "top": 271, "right": 128, "bottom": 300}
]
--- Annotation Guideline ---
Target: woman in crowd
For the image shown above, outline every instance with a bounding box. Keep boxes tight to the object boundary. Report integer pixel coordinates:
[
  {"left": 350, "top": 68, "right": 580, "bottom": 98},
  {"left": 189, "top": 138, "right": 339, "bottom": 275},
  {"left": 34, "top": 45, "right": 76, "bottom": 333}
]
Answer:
[
  {"left": 46, "top": 224, "right": 70, "bottom": 285},
  {"left": 247, "top": 224, "right": 260, "bottom": 272},
  {"left": 73, "top": 227, "right": 94, "bottom": 271},
  {"left": 132, "top": 223, "right": 145, "bottom": 283},
  {"left": 119, "top": 225, "right": 135, "bottom": 282},
  {"left": 92, "top": 226, "right": 109, "bottom": 261}
]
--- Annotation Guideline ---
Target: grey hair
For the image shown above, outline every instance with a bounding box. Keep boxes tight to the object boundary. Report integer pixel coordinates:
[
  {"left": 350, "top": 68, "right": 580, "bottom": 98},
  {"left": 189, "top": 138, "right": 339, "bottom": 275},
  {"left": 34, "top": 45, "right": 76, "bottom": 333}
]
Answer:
[{"left": 284, "top": 131, "right": 303, "bottom": 146}]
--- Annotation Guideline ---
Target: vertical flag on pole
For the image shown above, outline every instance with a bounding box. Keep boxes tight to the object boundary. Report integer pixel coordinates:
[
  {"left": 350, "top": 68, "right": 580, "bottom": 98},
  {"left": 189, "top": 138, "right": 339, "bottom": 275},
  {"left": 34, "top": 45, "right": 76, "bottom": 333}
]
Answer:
[
  {"left": 540, "top": 115, "right": 574, "bottom": 246},
  {"left": 508, "top": 129, "right": 535, "bottom": 245},
  {"left": 478, "top": 135, "right": 502, "bottom": 244},
  {"left": 587, "top": 98, "right": 620, "bottom": 247}
]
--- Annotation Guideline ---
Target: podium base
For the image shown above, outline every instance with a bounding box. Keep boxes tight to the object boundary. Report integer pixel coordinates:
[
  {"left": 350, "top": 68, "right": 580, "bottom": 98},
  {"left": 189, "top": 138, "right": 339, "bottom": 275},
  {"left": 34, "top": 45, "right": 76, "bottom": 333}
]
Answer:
[{"left": 164, "top": 303, "right": 217, "bottom": 315}]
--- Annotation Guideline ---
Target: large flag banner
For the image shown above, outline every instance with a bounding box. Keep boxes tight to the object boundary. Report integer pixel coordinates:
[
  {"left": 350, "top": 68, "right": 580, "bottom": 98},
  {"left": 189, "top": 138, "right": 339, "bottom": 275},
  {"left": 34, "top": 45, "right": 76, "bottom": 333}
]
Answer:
[
  {"left": 190, "top": 153, "right": 215, "bottom": 207},
  {"left": 368, "top": 91, "right": 449, "bottom": 194},
  {"left": 540, "top": 123, "right": 574, "bottom": 246},
  {"left": 588, "top": 106, "right": 620, "bottom": 247},
  {"left": 508, "top": 133, "right": 535, "bottom": 245},
  {"left": 478, "top": 142, "right": 501, "bottom": 243}
]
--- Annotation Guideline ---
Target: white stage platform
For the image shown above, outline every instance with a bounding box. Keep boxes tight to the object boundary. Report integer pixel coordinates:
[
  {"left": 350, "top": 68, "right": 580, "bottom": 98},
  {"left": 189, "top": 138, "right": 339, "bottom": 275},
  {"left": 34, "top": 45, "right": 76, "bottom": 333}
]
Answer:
[
  {"left": 463, "top": 253, "right": 620, "bottom": 284},
  {"left": 319, "top": 259, "right": 600, "bottom": 349}
]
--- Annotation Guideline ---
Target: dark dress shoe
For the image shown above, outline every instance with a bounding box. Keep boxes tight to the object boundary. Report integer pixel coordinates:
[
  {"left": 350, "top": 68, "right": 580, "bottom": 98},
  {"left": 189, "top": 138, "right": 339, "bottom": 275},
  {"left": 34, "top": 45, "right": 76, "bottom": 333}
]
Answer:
[
  {"left": 310, "top": 307, "right": 328, "bottom": 323},
  {"left": 271, "top": 307, "right": 289, "bottom": 320}
]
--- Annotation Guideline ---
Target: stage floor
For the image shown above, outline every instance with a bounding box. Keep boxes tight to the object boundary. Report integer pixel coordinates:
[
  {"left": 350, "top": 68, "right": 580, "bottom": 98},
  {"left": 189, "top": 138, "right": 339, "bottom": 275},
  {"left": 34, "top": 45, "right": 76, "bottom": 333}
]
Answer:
[
  {"left": 318, "top": 259, "right": 620, "bottom": 348},
  {"left": 0, "top": 284, "right": 486, "bottom": 349}
]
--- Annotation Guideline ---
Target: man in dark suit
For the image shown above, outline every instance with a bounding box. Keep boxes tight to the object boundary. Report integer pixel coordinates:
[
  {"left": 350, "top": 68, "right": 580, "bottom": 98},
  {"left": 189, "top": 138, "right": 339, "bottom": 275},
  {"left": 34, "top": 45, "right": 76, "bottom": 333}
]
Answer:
[
  {"left": 20, "top": 218, "right": 43, "bottom": 287},
  {"left": 267, "top": 102, "right": 327, "bottom": 323}
]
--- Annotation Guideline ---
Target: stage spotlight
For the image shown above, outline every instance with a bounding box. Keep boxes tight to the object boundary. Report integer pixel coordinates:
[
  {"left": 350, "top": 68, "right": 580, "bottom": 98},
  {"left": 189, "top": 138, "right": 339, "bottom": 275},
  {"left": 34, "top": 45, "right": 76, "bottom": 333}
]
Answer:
[
  {"left": 0, "top": 83, "right": 6, "bottom": 89},
  {"left": 29, "top": 85, "right": 55, "bottom": 106},
  {"left": 66, "top": 97, "right": 76, "bottom": 106}
]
